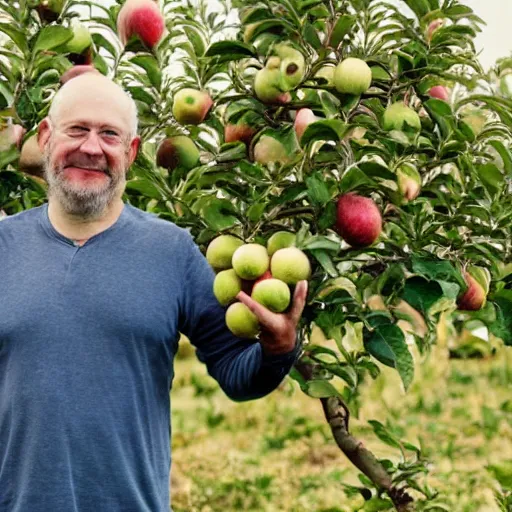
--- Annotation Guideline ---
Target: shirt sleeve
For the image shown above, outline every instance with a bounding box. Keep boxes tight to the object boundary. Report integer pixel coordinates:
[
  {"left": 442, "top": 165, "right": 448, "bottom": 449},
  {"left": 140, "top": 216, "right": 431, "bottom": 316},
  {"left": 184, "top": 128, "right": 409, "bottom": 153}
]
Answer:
[{"left": 178, "top": 233, "right": 301, "bottom": 401}]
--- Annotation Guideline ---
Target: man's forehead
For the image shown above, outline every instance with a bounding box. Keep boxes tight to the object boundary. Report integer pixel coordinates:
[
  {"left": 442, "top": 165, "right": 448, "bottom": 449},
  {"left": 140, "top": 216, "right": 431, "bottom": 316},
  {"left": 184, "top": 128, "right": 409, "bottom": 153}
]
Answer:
[{"left": 52, "top": 75, "right": 133, "bottom": 129}]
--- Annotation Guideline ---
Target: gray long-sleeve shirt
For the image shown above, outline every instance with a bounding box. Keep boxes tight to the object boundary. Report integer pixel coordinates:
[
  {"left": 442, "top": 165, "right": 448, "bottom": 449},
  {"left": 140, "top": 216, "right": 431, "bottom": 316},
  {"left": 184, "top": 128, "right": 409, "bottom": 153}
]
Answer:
[{"left": 0, "top": 202, "right": 300, "bottom": 512}]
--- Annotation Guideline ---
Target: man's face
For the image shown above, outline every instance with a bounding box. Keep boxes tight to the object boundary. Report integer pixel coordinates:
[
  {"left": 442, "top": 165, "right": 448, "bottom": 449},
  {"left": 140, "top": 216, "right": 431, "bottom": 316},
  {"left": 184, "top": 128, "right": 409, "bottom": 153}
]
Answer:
[{"left": 41, "top": 78, "right": 138, "bottom": 219}]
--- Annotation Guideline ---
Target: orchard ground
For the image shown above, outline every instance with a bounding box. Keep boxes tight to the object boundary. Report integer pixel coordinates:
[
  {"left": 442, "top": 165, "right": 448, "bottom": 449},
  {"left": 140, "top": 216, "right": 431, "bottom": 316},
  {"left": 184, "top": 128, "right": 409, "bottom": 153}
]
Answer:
[{"left": 170, "top": 340, "right": 512, "bottom": 512}]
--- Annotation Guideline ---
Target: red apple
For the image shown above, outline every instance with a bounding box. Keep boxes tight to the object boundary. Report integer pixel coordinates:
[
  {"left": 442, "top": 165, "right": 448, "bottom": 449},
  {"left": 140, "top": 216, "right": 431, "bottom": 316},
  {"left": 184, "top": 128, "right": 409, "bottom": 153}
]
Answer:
[
  {"left": 457, "top": 272, "right": 486, "bottom": 311},
  {"left": 429, "top": 86, "right": 449, "bottom": 102},
  {"left": 294, "top": 108, "right": 317, "bottom": 142},
  {"left": 335, "top": 193, "right": 382, "bottom": 248},
  {"left": 225, "top": 124, "right": 256, "bottom": 146},
  {"left": 426, "top": 18, "right": 444, "bottom": 43},
  {"left": 172, "top": 88, "right": 213, "bottom": 125},
  {"left": 117, "top": 0, "right": 165, "bottom": 49}
]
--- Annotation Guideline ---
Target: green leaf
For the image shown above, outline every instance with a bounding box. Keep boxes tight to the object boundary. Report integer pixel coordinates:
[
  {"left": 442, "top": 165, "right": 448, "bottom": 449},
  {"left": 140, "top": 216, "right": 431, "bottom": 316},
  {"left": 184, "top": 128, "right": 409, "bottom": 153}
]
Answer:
[
  {"left": 130, "top": 55, "right": 162, "bottom": 90},
  {"left": 310, "top": 249, "right": 338, "bottom": 277},
  {"left": 125, "top": 178, "right": 161, "bottom": 199},
  {"left": 302, "top": 235, "right": 340, "bottom": 252},
  {"left": 477, "top": 163, "right": 504, "bottom": 195},
  {"left": 201, "top": 198, "right": 239, "bottom": 231},
  {"left": 205, "top": 41, "right": 256, "bottom": 62},
  {"left": 339, "top": 167, "right": 373, "bottom": 191},
  {"left": 300, "top": 119, "right": 347, "bottom": 147},
  {"left": 368, "top": 420, "right": 402, "bottom": 450},
  {"left": 358, "top": 162, "right": 395, "bottom": 181},
  {"left": 364, "top": 323, "right": 414, "bottom": 390},
  {"left": 488, "top": 140, "right": 512, "bottom": 176},
  {"left": 306, "top": 174, "right": 331, "bottom": 206},
  {"left": 401, "top": 277, "right": 444, "bottom": 315},
  {"left": 0, "top": 23, "right": 28, "bottom": 53},
  {"left": 303, "top": 379, "right": 341, "bottom": 398},
  {"left": 411, "top": 257, "right": 465, "bottom": 287},
  {"left": 303, "top": 23, "right": 322, "bottom": 50},
  {"left": 329, "top": 15, "right": 355, "bottom": 48},
  {"left": 33, "top": 26, "right": 73, "bottom": 53}
]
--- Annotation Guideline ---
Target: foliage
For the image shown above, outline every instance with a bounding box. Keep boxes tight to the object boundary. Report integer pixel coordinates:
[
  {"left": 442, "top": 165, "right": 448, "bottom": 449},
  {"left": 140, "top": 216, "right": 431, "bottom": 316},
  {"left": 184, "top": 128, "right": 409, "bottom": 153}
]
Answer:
[{"left": 1, "top": 0, "right": 512, "bottom": 506}]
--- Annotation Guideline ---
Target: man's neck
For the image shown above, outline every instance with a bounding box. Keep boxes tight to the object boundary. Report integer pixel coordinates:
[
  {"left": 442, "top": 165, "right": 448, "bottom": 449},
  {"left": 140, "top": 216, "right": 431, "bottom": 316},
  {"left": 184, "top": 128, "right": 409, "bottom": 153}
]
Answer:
[{"left": 47, "top": 199, "right": 125, "bottom": 244}]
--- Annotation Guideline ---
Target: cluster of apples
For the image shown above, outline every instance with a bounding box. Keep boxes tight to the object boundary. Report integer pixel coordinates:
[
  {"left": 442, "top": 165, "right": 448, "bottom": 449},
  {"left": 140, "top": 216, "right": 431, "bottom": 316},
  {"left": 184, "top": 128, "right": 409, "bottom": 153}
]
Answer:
[{"left": 206, "top": 232, "right": 311, "bottom": 338}]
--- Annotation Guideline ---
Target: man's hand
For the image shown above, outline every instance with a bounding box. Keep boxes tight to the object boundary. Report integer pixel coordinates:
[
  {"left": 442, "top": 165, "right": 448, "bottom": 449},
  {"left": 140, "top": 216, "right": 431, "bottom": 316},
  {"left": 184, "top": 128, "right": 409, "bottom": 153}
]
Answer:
[{"left": 236, "top": 280, "right": 308, "bottom": 355}]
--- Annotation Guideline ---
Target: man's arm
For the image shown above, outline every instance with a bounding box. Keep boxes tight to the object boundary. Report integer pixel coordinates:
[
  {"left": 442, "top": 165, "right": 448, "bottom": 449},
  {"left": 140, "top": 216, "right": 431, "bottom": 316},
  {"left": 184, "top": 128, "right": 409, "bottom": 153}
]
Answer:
[{"left": 178, "top": 235, "right": 305, "bottom": 401}]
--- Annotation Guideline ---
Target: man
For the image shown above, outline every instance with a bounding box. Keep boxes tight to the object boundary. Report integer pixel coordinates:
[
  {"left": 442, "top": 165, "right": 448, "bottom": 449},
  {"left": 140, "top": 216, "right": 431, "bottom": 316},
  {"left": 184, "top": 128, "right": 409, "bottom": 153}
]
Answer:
[{"left": 0, "top": 73, "right": 307, "bottom": 511}]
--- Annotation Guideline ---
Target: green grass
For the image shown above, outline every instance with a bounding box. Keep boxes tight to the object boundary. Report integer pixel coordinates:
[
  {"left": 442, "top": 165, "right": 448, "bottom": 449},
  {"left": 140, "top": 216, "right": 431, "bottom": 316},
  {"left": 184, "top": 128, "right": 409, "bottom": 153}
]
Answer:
[{"left": 170, "top": 344, "right": 512, "bottom": 511}]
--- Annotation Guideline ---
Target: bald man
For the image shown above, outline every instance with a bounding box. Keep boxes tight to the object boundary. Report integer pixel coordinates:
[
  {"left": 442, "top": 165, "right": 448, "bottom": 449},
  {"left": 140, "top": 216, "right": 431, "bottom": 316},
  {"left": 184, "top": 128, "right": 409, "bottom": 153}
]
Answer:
[{"left": 0, "top": 73, "right": 307, "bottom": 512}]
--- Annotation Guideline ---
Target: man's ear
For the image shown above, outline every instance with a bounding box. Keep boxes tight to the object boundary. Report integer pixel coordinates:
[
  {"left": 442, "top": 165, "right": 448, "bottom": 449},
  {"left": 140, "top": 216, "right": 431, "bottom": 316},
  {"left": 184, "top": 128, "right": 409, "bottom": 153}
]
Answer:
[
  {"left": 38, "top": 118, "right": 52, "bottom": 153},
  {"left": 128, "top": 136, "right": 141, "bottom": 166}
]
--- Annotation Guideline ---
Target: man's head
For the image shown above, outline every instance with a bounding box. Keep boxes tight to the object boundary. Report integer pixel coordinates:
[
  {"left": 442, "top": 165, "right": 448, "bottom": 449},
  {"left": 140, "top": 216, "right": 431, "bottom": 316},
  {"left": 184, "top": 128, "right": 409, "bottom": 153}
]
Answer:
[{"left": 38, "top": 73, "right": 140, "bottom": 219}]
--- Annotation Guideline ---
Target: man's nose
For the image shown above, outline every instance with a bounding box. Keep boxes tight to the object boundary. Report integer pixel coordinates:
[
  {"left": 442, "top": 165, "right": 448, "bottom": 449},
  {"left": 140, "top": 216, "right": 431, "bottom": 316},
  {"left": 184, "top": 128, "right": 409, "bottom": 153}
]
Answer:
[{"left": 79, "top": 131, "right": 103, "bottom": 156}]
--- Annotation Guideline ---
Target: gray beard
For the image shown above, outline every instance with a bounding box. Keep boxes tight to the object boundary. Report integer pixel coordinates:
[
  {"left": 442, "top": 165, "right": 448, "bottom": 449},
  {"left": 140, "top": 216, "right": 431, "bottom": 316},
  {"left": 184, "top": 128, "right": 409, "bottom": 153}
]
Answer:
[{"left": 43, "top": 155, "right": 126, "bottom": 221}]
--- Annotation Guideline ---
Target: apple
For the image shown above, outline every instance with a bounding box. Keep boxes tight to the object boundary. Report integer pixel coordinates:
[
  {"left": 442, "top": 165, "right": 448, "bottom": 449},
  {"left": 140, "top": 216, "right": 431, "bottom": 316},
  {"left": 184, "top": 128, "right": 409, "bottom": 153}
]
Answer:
[
  {"left": 383, "top": 102, "right": 421, "bottom": 132},
  {"left": 457, "top": 272, "right": 486, "bottom": 311},
  {"left": 426, "top": 18, "right": 444, "bottom": 43},
  {"left": 36, "top": 0, "right": 64, "bottom": 23},
  {"left": 224, "top": 123, "right": 256, "bottom": 146},
  {"left": 117, "top": 0, "right": 165, "bottom": 49},
  {"left": 232, "top": 243, "right": 269, "bottom": 280},
  {"left": 396, "top": 163, "right": 421, "bottom": 202},
  {"left": 253, "top": 135, "right": 289, "bottom": 165},
  {"left": 267, "top": 231, "right": 295, "bottom": 257},
  {"left": 273, "top": 43, "right": 306, "bottom": 91},
  {"left": 156, "top": 136, "right": 200, "bottom": 171},
  {"left": 60, "top": 65, "right": 100, "bottom": 84},
  {"left": 65, "top": 22, "right": 92, "bottom": 55},
  {"left": 270, "top": 247, "right": 311, "bottom": 285},
  {"left": 206, "top": 235, "right": 244, "bottom": 270},
  {"left": 254, "top": 57, "right": 291, "bottom": 104},
  {"left": 294, "top": 109, "right": 317, "bottom": 142},
  {"left": 429, "top": 85, "right": 449, "bottom": 102},
  {"left": 213, "top": 269, "right": 243, "bottom": 306},
  {"left": 0, "top": 124, "right": 26, "bottom": 151},
  {"left": 335, "top": 193, "right": 382, "bottom": 248},
  {"left": 333, "top": 57, "right": 372, "bottom": 95},
  {"left": 225, "top": 302, "right": 259, "bottom": 338},
  {"left": 251, "top": 278, "right": 291, "bottom": 313},
  {"left": 19, "top": 135, "right": 45, "bottom": 178},
  {"left": 461, "top": 109, "right": 487, "bottom": 137},
  {"left": 315, "top": 65, "right": 335, "bottom": 86},
  {"left": 172, "top": 88, "right": 213, "bottom": 125}
]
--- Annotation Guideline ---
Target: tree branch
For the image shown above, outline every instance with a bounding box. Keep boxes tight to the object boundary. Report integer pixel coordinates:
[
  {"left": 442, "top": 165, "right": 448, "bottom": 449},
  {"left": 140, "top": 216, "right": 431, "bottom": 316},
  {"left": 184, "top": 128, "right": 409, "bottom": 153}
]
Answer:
[{"left": 295, "top": 360, "right": 414, "bottom": 512}]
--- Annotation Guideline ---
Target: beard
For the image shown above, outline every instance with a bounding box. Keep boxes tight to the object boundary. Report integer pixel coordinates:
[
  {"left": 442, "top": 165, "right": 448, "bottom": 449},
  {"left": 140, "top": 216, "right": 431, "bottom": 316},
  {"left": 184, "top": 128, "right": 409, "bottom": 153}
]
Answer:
[{"left": 43, "top": 141, "right": 128, "bottom": 220}]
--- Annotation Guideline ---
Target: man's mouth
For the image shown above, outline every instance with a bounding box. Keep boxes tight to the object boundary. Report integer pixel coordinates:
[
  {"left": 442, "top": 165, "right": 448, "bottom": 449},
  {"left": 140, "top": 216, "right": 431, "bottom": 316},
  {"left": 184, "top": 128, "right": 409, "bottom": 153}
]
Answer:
[{"left": 64, "top": 165, "right": 107, "bottom": 175}]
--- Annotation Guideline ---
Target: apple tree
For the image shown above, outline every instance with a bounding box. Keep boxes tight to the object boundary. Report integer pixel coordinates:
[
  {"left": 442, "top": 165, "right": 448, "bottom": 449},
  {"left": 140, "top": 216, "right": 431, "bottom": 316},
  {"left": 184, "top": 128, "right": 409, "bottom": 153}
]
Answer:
[{"left": 1, "top": 0, "right": 512, "bottom": 509}]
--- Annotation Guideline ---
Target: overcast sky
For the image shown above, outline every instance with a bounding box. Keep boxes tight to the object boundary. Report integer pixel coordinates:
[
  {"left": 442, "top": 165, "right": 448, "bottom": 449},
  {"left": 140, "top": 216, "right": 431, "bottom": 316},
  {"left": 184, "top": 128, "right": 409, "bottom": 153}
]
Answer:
[{"left": 464, "top": 0, "right": 512, "bottom": 69}]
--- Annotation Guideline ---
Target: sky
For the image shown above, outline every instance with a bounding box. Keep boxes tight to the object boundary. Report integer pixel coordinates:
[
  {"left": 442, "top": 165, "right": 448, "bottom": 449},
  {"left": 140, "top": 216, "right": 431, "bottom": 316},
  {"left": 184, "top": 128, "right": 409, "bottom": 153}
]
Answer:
[{"left": 464, "top": 0, "right": 512, "bottom": 69}]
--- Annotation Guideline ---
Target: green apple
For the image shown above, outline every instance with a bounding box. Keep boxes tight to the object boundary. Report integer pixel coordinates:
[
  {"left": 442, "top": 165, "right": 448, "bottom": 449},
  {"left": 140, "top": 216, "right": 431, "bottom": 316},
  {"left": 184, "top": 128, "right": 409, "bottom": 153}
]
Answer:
[
  {"left": 273, "top": 43, "right": 305, "bottom": 91},
  {"left": 396, "top": 163, "right": 421, "bottom": 202},
  {"left": 213, "top": 269, "right": 242, "bottom": 306},
  {"left": 232, "top": 243, "right": 269, "bottom": 280},
  {"left": 383, "top": 102, "right": 421, "bottom": 132},
  {"left": 206, "top": 235, "right": 244, "bottom": 270},
  {"left": 254, "top": 58, "right": 291, "bottom": 104},
  {"left": 315, "top": 65, "right": 335, "bottom": 86},
  {"left": 156, "top": 136, "right": 200, "bottom": 171},
  {"left": 251, "top": 278, "right": 291, "bottom": 313},
  {"left": 253, "top": 135, "right": 289, "bottom": 165},
  {"left": 333, "top": 57, "right": 372, "bottom": 95},
  {"left": 65, "top": 22, "right": 92, "bottom": 54},
  {"left": 270, "top": 247, "right": 311, "bottom": 285},
  {"left": 225, "top": 302, "right": 259, "bottom": 338},
  {"left": 172, "top": 88, "right": 213, "bottom": 125},
  {"left": 267, "top": 231, "right": 295, "bottom": 257}
]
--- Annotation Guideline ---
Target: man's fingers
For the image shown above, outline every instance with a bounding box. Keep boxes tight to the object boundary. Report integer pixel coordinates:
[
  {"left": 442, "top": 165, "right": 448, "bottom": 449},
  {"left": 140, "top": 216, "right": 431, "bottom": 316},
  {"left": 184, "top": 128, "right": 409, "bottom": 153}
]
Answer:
[
  {"left": 288, "top": 280, "right": 308, "bottom": 324},
  {"left": 236, "top": 290, "right": 278, "bottom": 329}
]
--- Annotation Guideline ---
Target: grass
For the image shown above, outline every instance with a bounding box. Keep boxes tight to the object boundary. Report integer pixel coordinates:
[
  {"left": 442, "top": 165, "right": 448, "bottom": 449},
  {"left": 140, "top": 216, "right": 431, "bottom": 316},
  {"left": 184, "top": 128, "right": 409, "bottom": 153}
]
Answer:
[{"left": 169, "top": 343, "right": 512, "bottom": 512}]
